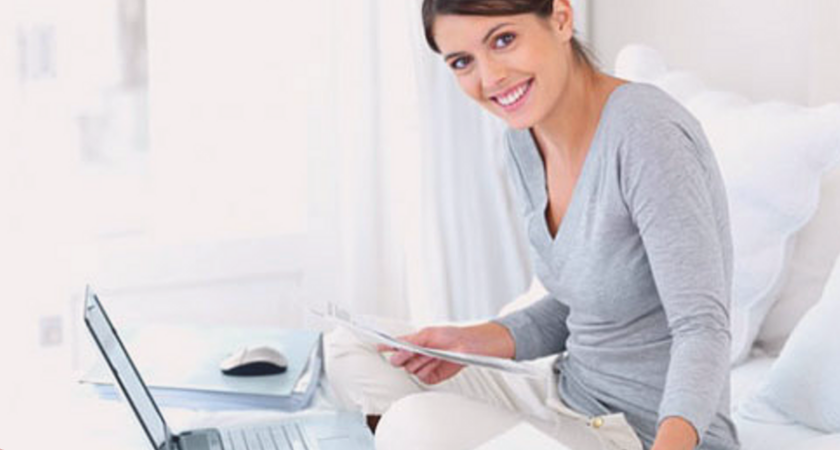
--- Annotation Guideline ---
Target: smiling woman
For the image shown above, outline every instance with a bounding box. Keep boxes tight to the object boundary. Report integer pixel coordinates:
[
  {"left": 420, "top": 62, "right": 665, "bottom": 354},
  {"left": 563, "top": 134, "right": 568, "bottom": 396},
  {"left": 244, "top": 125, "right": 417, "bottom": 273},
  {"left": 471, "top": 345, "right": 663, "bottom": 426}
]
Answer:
[{"left": 324, "top": 1, "right": 740, "bottom": 450}]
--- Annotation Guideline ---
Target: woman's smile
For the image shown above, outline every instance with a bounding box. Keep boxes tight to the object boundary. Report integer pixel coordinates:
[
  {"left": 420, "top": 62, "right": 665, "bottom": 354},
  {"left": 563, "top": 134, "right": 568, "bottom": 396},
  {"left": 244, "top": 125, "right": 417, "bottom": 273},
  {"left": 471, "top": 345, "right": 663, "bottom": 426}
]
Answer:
[{"left": 490, "top": 78, "right": 534, "bottom": 113}]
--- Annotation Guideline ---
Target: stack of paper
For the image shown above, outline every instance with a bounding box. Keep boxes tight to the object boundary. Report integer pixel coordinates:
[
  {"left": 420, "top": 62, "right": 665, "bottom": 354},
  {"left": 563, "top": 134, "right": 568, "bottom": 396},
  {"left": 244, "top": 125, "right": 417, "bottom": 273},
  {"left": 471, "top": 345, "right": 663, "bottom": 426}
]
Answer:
[
  {"left": 80, "top": 325, "right": 322, "bottom": 411},
  {"left": 315, "top": 302, "right": 545, "bottom": 378}
]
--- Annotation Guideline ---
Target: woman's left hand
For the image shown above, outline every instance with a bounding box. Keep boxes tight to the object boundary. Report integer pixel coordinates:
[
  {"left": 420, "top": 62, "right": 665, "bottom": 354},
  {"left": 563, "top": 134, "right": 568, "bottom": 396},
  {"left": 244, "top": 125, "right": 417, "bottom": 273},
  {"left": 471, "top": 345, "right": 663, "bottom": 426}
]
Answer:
[{"left": 651, "top": 416, "right": 699, "bottom": 450}]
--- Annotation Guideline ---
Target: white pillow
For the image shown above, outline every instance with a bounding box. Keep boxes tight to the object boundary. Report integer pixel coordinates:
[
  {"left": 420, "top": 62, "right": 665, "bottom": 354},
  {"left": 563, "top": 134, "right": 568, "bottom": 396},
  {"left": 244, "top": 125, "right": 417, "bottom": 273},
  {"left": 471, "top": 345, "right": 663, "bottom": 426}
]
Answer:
[
  {"left": 740, "top": 254, "right": 840, "bottom": 433},
  {"left": 614, "top": 44, "right": 840, "bottom": 365},
  {"left": 756, "top": 166, "right": 840, "bottom": 354},
  {"left": 789, "top": 434, "right": 840, "bottom": 450}
]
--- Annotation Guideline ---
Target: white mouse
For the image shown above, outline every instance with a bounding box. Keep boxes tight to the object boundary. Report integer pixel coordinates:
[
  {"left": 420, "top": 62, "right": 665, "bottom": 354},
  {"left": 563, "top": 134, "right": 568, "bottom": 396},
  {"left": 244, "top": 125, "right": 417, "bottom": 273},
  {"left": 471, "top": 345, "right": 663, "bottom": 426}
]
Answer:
[{"left": 220, "top": 345, "right": 288, "bottom": 376}]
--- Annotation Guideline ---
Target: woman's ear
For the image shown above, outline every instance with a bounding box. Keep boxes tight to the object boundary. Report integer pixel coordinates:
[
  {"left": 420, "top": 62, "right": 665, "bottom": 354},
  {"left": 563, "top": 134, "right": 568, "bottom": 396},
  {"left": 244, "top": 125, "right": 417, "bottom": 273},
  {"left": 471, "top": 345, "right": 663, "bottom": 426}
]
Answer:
[{"left": 551, "top": 0, "right": 574, "bottom": 36}]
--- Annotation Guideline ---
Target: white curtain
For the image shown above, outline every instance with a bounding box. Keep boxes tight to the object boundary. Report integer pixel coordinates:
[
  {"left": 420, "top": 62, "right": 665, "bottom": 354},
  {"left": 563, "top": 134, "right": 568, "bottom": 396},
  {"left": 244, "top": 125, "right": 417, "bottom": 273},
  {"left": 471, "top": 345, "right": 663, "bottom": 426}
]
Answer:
[
  {"left": 327, "top": 0, "right": 532, "bottom": 324},
  {"left": 408, "top": 21, "right": 532, "bottom": 322},
  {"left": 317, "top": 1, "right": 411, "bottom": 320}
]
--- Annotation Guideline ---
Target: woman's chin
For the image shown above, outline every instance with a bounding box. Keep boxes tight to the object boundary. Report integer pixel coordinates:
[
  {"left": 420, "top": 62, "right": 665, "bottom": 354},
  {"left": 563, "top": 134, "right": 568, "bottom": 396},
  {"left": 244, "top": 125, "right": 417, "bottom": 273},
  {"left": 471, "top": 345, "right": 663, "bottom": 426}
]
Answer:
[
  {"left": 502, "top": 114, "right": 536, "bottom": 130},
  {"left": 482, "top": 101, "right": 538, "bottom": 130},
  {"left": 492, "top": 105, "right": 538, "bottom": 130}
]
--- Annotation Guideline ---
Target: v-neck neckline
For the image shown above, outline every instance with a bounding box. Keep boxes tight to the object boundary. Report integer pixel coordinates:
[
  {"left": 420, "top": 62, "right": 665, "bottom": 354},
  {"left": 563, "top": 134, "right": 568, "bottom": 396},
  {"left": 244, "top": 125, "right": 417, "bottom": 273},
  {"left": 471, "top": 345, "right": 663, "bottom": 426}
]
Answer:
[
  {"left": 517, "top": 83, "right": 629, "bottom": 249},
  {"left": 531, "top": 126, "right": 597, "bottom": 248}
]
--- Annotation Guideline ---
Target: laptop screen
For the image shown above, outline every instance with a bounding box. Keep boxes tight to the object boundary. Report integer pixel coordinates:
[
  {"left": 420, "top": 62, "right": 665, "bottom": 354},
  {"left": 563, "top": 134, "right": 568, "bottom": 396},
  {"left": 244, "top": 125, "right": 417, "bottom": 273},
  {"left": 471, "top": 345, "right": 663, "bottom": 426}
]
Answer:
[{"left": 84, "top": 287, "right": 169, "bottom": 449}]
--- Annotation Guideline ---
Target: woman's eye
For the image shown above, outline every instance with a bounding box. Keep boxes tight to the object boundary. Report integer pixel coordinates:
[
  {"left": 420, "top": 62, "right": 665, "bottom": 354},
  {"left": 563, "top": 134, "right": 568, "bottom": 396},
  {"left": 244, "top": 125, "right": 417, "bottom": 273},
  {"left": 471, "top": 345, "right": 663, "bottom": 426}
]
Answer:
[
  {"left": 493, "top": 32, "right": 516, "bottom": 49},
  {"left": 450, "top": 56, "right": 472, "bottom": 70}
]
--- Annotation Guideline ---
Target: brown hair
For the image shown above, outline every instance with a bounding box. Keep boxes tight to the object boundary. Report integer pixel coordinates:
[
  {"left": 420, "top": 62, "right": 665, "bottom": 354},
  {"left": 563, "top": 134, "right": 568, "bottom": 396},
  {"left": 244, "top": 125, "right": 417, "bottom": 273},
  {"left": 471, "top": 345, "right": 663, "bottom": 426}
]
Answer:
[{"left": 421, "top": 0, "right": 597, "bottom": 69}]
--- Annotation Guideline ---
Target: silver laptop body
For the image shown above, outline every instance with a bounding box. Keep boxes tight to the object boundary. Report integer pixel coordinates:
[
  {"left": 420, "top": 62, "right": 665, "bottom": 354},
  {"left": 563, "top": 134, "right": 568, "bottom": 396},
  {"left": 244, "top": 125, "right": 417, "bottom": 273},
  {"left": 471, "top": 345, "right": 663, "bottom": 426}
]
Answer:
[{"left": 83, "top": 285, "right": 373, "bottom": 450}]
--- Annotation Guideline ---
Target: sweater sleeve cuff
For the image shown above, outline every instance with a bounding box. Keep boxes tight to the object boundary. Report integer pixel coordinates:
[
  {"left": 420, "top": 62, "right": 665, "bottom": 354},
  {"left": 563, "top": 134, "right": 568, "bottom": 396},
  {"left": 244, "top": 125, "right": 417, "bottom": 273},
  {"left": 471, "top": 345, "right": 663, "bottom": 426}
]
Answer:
[
  {"left": 658, "top": 394, "right": 715, "bottom": 446},
  {"left": 492, "top": 312, "right": 541, "bottom": 361}
]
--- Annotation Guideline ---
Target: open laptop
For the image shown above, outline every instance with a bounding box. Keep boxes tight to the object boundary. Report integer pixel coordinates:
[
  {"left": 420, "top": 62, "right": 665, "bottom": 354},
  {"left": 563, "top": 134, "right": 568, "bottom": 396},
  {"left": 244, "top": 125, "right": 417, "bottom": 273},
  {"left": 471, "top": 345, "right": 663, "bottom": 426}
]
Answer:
[{"left": 83, "top": 285, "right": 374, "bottom": 450}]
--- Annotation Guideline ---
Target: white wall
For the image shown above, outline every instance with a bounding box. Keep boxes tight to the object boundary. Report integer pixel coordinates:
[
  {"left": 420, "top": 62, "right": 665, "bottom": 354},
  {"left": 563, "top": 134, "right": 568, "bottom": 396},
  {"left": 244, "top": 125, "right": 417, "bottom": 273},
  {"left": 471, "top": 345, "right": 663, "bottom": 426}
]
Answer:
[
  {"left": 808, "top": 1, "right": 840, "bottom": 105},
  {"left": 589, "top": 0, "right": 840, "bottom": 106}
]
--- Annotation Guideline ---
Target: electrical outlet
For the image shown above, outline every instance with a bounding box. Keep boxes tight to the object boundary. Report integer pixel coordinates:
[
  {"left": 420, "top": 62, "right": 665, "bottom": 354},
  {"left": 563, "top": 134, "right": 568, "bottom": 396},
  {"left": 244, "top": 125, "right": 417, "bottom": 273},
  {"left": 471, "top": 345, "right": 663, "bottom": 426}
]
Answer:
[{"left": 39, "top": 315, "right": 63, "bottom": 347}]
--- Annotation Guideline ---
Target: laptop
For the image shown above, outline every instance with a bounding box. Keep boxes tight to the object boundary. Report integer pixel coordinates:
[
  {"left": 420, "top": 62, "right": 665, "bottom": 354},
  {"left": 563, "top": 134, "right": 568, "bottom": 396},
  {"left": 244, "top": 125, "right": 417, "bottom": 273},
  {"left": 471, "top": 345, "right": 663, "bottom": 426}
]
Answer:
[{"left": 83, "top": 285, "right": 374, "bottom": 450}]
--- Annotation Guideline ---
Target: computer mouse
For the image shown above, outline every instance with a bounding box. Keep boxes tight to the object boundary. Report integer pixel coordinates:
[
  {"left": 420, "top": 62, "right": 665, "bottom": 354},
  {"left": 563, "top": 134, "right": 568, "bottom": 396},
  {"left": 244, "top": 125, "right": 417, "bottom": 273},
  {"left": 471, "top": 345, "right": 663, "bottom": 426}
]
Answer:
[{"left": 220, "top": 345, "right": 288, "bottom": 376}]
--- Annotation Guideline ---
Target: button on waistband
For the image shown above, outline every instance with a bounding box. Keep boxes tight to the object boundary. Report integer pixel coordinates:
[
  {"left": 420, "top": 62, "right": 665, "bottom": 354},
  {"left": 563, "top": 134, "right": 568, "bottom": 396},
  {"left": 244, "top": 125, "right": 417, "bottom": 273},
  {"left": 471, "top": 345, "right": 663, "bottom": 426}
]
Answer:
[{"left": 589, "top": 416, "right": 604, "bottom": 429}]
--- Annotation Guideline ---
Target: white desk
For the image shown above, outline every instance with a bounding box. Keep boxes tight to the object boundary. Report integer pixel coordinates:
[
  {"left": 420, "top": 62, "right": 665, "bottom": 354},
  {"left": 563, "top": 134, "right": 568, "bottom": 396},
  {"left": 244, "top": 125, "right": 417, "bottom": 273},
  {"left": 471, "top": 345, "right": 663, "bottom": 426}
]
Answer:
[{"left": 1, "top": 375, "right": 346, "bottom": 450}]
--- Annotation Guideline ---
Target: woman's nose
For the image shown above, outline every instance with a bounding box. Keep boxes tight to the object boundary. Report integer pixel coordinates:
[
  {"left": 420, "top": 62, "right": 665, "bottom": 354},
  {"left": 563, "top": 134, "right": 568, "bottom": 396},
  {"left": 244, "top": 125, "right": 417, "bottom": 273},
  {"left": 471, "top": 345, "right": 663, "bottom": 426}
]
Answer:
[{"left": 480, "top": 58, "right": 508, "bottom": 91}]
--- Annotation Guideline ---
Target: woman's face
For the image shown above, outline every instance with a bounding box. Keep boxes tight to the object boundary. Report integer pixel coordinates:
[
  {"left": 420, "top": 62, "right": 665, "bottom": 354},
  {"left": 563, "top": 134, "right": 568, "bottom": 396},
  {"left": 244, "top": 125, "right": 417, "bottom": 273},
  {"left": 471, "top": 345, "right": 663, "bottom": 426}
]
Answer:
[{"left": 432, "top": 7, "right": 575, "bottom": 130}]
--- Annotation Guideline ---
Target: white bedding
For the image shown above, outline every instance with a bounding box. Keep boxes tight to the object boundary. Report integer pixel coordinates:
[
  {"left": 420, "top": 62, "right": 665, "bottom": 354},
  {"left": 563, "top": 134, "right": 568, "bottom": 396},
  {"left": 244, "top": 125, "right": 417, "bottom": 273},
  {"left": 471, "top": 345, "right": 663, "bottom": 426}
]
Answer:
[{"left": 730, "top": 356, "right": 824, "bottom": 450}]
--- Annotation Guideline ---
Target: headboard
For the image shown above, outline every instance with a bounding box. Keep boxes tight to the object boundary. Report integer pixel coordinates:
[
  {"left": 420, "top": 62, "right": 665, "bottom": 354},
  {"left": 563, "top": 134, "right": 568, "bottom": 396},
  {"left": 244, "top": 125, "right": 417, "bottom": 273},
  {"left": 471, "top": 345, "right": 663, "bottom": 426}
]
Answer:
[{"left": 586, "top": 0, "right": 840, "bottom": 106}]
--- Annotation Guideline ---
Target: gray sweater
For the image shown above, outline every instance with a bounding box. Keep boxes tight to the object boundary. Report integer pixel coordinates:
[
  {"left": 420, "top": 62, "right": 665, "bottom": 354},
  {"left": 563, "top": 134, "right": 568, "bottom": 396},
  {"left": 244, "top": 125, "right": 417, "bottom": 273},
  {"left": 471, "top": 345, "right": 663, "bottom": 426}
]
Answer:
[{"left": 495, "top": 83, "right": 740, "bottom": 450}]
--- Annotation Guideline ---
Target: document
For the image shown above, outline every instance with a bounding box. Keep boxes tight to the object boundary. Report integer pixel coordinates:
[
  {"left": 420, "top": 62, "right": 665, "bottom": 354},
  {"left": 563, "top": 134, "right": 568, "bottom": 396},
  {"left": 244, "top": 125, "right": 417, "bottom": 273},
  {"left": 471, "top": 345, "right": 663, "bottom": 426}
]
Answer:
[
  {"left": 313, "top": 303, "right": 545, "bottom": 378},
  {"left": 475, "top": 422, "right": 572, "bottom": 450}
]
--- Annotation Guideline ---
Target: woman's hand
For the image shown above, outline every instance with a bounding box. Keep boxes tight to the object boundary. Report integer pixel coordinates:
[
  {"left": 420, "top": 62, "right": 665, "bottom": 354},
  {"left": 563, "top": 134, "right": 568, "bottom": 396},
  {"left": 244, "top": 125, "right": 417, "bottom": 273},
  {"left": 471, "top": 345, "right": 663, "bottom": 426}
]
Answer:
[
  {"left": 651, "top": 416, "right": 699, "bottom": 450},
  {"left": 377, "top": 322, "right": 515, "bottom": 385}
]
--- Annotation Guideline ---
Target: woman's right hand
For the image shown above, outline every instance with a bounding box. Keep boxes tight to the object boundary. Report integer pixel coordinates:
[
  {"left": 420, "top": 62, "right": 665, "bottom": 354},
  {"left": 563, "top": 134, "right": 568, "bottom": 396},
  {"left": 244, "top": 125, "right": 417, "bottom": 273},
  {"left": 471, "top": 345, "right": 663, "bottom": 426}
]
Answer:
[{"left": 377, "top": 322, "right": 516, "bottom": 385}]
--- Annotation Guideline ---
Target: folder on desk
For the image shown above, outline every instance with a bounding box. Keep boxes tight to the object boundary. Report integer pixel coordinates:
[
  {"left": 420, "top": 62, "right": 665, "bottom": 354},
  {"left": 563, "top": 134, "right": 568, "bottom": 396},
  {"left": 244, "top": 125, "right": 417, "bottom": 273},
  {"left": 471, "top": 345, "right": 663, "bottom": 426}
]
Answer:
[{"left": 80, "top": 325, "right": 322, "bottom": 411}]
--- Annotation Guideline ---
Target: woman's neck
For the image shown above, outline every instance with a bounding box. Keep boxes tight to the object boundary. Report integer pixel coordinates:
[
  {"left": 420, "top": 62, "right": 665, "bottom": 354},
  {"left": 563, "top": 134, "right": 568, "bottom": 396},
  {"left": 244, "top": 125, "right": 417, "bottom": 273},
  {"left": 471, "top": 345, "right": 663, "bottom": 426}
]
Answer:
[{"left": 532, "top": 66, "right": 621, "bottom": 166}]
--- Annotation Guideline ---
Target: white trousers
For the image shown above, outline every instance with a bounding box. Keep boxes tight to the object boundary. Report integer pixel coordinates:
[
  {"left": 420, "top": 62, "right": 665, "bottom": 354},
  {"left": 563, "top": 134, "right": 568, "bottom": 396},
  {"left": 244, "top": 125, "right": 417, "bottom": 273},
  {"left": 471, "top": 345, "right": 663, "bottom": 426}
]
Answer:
[{"left": 323, "top": 317, "right": 645, "bottom": 450}]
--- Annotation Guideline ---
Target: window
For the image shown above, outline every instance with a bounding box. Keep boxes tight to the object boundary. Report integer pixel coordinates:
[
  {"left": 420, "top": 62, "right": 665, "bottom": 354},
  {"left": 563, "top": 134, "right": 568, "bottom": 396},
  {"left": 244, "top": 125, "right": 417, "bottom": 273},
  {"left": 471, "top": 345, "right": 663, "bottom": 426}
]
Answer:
[{"left": 0, "top": 0, "right": 331, "bottom": 378}]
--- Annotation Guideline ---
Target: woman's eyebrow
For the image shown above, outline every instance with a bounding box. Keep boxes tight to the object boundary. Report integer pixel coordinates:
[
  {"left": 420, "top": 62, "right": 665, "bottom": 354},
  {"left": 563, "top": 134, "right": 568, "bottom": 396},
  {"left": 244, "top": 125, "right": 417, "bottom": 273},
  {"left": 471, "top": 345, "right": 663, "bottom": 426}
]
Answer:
[
  {"left": 481, "top": 23, "right": 513, "bottom": 44},
  {"left": 444, "top": 51, "right": 467, "bottom": 62},
  {"left": 443, "top": 22, "right": 514, "bottom": 61}
]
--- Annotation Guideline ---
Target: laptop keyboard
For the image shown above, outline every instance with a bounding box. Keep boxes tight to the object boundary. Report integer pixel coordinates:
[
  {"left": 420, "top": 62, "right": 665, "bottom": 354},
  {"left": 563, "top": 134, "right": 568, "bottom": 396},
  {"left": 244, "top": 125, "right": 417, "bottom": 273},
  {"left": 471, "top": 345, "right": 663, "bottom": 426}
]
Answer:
[{"left": 222, "top": 423, "right": 311, "bottom": 450}]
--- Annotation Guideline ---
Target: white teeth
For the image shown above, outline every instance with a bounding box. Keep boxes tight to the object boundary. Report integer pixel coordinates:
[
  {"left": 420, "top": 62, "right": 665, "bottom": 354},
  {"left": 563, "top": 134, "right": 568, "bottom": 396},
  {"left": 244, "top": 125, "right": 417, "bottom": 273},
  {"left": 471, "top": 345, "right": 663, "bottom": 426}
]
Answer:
[{"left": 497, "top": 82, "right": 529, "bottom": 106}]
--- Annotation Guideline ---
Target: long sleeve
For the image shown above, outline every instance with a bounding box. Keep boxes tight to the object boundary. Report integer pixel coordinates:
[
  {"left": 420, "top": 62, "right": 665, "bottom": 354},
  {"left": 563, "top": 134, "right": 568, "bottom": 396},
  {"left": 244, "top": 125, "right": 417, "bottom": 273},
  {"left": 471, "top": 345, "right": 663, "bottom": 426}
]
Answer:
[
  {"left": 493, "top": 294, "right": 571, "bottom": 361},
  {"left": 620, "top": 118, "right": 732, "bottom": 443}
]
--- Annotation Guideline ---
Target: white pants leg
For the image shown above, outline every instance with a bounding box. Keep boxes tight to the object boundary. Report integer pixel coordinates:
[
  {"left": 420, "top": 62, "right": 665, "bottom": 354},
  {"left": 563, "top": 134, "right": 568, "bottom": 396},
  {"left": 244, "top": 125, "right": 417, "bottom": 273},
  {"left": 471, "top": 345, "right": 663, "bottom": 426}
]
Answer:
[{"left": 323, "top": 317, "right": 644, "bottom": 450}]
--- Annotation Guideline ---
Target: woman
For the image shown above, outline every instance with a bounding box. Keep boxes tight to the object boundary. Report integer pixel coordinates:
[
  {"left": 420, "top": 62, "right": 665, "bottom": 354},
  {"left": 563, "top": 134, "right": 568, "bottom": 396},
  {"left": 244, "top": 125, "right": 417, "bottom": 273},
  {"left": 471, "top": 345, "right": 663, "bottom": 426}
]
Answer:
[{"left": 325, "top": 1, "right": 739, "bottom": 449}]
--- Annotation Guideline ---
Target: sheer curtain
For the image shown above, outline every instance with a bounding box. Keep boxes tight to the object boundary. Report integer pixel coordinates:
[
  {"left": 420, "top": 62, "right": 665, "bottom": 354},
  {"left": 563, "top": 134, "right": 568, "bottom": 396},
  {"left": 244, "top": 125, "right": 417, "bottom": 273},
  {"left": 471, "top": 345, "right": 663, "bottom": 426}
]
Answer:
[{"left": 329, "top": 0, "right": 532, "bottom": 324}]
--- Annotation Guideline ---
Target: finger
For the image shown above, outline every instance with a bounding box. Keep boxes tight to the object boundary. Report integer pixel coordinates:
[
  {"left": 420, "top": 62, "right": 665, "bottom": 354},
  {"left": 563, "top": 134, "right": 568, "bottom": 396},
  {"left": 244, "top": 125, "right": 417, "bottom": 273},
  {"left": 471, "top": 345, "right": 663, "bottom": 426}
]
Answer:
[
  {"left": 420, "top": 372, "right": 439, "bottom": 385},
  {"left": 404, "top": 355, "right": 435, "bottom": 375},
  {"left": 418, "top": 361, "right": 451, "bottom": 385},
  {"left": 389, "top": 349, "right": 415, "bottom": 367},
  {"left": 415, "top": 359, "right": 441, "bottom": 383}
]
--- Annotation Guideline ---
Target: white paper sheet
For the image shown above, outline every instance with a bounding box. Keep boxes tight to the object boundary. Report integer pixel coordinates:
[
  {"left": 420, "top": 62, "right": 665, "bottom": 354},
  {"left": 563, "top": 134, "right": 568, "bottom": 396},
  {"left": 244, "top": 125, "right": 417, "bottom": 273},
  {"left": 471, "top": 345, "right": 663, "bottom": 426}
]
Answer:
[
  {"left": 475, "top": 422, "right": 572, "bottom": 450},
  {"left": 312, "top": 303, "right": 545, "bottom": 378}
]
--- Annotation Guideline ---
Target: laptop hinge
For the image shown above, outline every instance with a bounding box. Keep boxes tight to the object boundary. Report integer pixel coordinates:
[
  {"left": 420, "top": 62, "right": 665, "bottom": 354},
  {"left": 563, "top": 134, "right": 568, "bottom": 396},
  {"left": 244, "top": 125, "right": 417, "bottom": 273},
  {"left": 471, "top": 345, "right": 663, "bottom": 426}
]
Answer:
[{"left": 166, "top": 435, "right": 182, "bottom": 450}]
